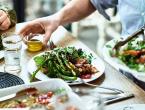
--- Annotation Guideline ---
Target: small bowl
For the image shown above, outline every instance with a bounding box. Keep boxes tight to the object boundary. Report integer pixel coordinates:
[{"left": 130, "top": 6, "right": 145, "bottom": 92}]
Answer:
[{"left": 23, "top": 34, "right": 43, "bottom": 52}]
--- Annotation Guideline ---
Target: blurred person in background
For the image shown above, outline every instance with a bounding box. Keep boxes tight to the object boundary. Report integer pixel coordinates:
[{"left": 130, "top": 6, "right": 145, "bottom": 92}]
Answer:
[
  {"left": 0, "top": 4, "right": 17, "bottom": 31},
  {"left": 19, "top": 0, "right": 145, "bottom": 45}
]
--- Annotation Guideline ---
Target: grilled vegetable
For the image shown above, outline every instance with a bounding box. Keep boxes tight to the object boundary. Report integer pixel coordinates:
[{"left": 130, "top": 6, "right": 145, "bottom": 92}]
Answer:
[{"left": 31, "top": 47, "right": 97, "bottom": 82}]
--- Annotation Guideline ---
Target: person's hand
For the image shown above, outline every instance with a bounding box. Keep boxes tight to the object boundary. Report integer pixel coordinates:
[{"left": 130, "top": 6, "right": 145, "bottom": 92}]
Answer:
[
  {"left": 19, "top": 15, "right": 61, "bottom": 46},
  {"left": 0, "top": 10, "right": 11, "bottom": 30}
]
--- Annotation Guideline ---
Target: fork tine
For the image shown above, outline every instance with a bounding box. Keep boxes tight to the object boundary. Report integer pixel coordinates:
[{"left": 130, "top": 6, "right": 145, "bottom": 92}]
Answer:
[{"left": 49, "top": 40, "right": 56, "bottom": 50}]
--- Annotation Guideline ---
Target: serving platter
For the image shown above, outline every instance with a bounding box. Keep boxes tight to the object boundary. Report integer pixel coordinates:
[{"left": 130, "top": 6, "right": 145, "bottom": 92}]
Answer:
[
  {"left": 27, "top": 48, "right": 105, "bottom": 85},
  {"left": 103, "top": 39, "right": 145, "bottom": 82}
]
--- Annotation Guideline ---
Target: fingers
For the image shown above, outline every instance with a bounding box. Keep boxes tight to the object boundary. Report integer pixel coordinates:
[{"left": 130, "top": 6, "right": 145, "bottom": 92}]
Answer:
[
  {"left": 0, "top": 11, "right": 7, "bottom": 24},
  {"left": 0, "top": 18, "right": 11, "bottom": 30},
  {"left": 0, "top": 10, "right": 3, "bottom": 16},
  {"left": 0, "top": 10, "right": 11, "bottom": 30},
  {"left": 19, "top": 22, "right": 44, "bottom": 37},
  {"left": 43, "top": 30, "right": 52, "bottom": 46},
  {"left": 19, "top": 23, "right": 33, "bottom": 36}
]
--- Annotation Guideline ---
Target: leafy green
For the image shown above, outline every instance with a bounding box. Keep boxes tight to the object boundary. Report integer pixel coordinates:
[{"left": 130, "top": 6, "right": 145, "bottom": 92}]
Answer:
[
  {"left": 112, "top": 38, "right": 145, "bottom": 72},
  {"left": 31, "top": 47, "right": 94, "bottom": 82},
  {"left": 34, "top": 56, "right": 46, "bottom": 66}
]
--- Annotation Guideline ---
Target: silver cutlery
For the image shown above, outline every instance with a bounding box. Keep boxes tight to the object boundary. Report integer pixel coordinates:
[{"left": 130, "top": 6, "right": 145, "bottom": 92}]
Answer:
[
  {"left": 104, "top": 92, "right": 134, "bottom": 105},
  {"left": 72, "top": 87, "right": 134, "bottom": 105},
  {"left": 73, "top": 88, "right": 120, "bottom": 95},
  {"left": 113, "top": 25, "right": 145, "bottom": 50},
  {"left": 81, "top": 79, "right": 124, "bottom": 94},
  {"left": 49, "top": 40, "right": 56, "bottom": 50}
]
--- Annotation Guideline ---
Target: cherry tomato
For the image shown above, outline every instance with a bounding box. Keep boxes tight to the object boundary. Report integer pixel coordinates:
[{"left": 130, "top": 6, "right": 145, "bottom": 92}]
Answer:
[
  {"left": 80, "top": 74, "right": 92, "bottom": 79},
  {"left": 36, "top": 92, "right": 53, "bottom": 104},
  {"left": 47, "top": 91, "right": 53, "bottom": 97},
  {"left": 14, "top": 103, "right": 26, "bottom": 108}
]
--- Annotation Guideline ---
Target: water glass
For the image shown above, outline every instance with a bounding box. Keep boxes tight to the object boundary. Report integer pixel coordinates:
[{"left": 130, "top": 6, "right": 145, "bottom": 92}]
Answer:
[
  {"left": 2, "top": 33, "right": 22, "bottom": 74},
  {"left": 80, "top": 91, "right": 104, "bottom": 110}
]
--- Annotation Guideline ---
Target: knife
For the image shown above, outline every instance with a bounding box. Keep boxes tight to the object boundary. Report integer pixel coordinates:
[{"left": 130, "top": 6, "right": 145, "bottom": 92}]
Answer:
[
  {"left": 104, "top": 92, "right": 134, "bottom": 105},
  {"left": 0, "top": 88, "right": 38, "bottom": 102}
]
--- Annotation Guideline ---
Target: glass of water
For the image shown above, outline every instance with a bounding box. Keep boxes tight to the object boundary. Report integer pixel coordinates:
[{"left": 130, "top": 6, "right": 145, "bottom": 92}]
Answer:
[
  {"left": 81, "top": 93, "right": 104, "bottom": 110},
  {"left": 2, "top": 33, "right": 22, "bottom": 74},
  {"left": 75, "top": 88, "right": 104, "bottom": 110}
]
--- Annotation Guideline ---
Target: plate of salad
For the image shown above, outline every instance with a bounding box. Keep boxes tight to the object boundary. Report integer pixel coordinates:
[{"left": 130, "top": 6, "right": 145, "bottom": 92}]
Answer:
[
  {"left": 103, "top": 37, "right": 145, "bottom": 82},
  {"left": 27, "top": 47, "right": 105, "bottom": 85}
]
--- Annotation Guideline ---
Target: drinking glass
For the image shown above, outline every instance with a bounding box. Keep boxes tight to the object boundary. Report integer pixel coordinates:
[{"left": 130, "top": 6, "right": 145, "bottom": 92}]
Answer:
[
  {"left": 81, "top": 92, "right": 104, "bottom": 110},
  {"left": 2, "top": 33, "right": 22, "bottom": 74}
]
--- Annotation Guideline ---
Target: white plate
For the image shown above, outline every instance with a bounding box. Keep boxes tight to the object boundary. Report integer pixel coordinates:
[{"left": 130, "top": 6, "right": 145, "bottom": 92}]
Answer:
[
  {"left": 0, "top": 79, "right": 72, "bottom": 97},
  {"left": 0, "top": 79, "right": 84, "bottom": 110},
  {"left": 103, "top": 39, "right": 145, "bottom": 82},
  {"left": 108, "top": 104, "right": 145, "bottom": 110},
  {"left": 27, "top": 49, "right": 105, "bottom": 85}
]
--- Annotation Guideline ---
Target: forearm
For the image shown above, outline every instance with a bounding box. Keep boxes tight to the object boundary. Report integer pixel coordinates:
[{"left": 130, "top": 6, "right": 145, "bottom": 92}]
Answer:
[{"left": 56, "top": 0, "right": 96, "bottom": 25}]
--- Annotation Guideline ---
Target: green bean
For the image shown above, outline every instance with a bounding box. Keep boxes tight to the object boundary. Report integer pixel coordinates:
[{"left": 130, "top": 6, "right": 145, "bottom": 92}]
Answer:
[
  {"left": 53, "top": 61, "right": 77, "bottom": 80},
  {"left": 60, "top": 53, "right": 77, "bottom": 76}
]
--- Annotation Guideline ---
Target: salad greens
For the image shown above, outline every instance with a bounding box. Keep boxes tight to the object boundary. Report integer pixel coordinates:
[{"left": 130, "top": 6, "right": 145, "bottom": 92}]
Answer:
[
  {"left": 31, "top": 47, "right": 96, "bottom": 82},
  {"left": 112, "top": 38, "right": 145, "bottom": 72}
]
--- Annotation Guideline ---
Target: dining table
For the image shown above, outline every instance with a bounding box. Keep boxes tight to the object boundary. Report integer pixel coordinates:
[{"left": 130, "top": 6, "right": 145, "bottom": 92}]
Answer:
[{"left": 1, "top": 22, "right": 145, "bottom": 110}]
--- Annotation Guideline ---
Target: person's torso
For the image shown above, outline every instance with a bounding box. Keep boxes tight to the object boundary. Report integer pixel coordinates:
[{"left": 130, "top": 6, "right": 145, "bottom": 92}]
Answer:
[{"left": 118, "top": 0, "right": 145, "bottom": 37}]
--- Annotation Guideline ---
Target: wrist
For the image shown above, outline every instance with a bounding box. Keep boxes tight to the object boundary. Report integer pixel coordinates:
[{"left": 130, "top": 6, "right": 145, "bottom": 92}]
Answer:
[{"left": 54, "top": 9, "right": 67, "bottom": 26}]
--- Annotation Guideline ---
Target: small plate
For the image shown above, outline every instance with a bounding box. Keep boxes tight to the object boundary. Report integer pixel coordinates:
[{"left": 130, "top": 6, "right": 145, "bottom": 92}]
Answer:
[
  {"left": 0, "top": 72, "right": 24, "bottom": 89},
  {"left": 27, "top": 49, "right": 105, "bottom": 85},
  {"left": 108, "top": 104, "right": 145, "bottom": 110}
]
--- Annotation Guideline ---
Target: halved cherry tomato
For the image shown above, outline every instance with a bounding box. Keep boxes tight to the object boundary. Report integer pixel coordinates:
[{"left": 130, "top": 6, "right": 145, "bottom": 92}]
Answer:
[
  {"left": 36, "top": 92, "right": 53, "bottom": 104},
  {"left": 137, "top": 55, "right": 145, "bottom": 64},
  {"left": 14, "top": 103, "right": 26, "bottom": 108},
  {"left": 47, "top": 91, "right": 53, "bottom": 97},
  {"left": 80, "top": 74, "right": 92, "bottom": 79}
]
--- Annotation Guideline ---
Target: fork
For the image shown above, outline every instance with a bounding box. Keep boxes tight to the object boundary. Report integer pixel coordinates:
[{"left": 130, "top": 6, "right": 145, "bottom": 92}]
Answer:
[
  {"left": 81, "top": 79, "right": 124, "bottom": 94},
  {"left": 48, "top": 40, "right": 56, "bottom": 50}
]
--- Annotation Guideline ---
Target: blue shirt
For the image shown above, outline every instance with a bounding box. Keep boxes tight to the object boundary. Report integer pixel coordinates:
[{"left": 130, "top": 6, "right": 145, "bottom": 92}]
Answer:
[{"left": 90, "top": 0, "right": 145, "bottom": 37}]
